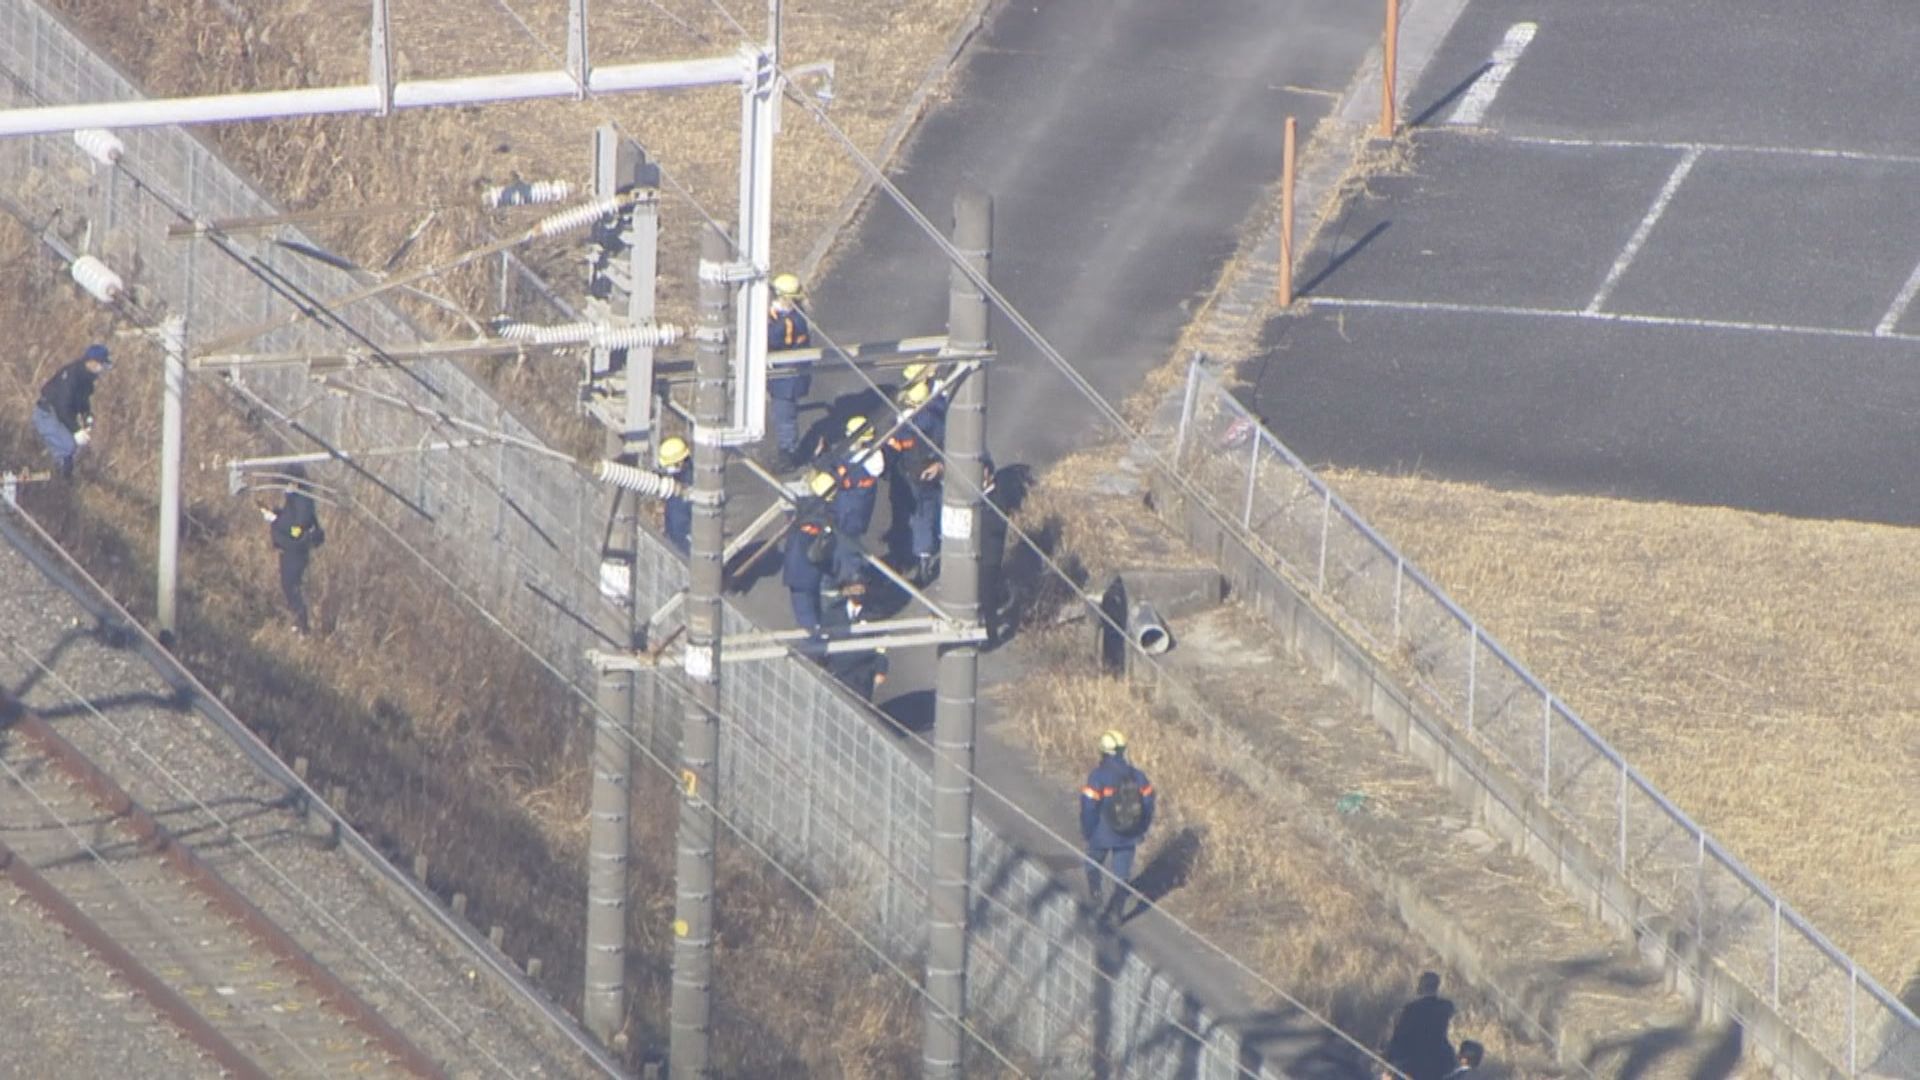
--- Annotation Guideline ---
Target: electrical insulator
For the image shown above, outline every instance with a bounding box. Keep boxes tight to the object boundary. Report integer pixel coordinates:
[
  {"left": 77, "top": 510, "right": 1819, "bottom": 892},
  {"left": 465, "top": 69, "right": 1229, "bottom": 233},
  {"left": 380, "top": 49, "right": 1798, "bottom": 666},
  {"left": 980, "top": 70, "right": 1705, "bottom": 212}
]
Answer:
[
  {"left": 536, "top": 196, "right": 623, "bottom": 239},
  {"left": 492, "top": 319, "right": 682, "bottom": 349},
  {"left": 482, "top": 179, "right": 574, "bottom": 208},
  {"left": 596, "top": 460, "right": 685, "bottom": 501},
  {"left": 70, "top": 256, "right": 124, "bottom": 304},
  {"left": 73, "top": 128, "right": 125, "bottom": 166}
]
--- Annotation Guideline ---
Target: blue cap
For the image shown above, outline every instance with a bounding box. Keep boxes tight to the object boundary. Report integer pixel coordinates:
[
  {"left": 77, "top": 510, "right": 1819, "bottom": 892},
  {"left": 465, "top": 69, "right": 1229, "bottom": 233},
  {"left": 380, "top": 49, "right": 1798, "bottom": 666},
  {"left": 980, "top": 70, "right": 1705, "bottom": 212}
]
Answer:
[{"left": 82, "top": 344, "right": 111, "bottom": 367}]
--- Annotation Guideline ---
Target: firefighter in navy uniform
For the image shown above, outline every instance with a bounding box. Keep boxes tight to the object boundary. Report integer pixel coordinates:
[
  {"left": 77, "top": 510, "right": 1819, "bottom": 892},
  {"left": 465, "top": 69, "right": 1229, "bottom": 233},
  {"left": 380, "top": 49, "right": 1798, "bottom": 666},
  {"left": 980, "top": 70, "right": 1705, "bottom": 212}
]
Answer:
[
  {"left": 884, "top": 365, "right": 949, "bottom": 584},
  {"left": 31, "top": 344, "right": 112, "bottom": 478},
  {"left": 260, "top": 465, "right": 326, "bottom": 636},
  {"left": 766, "top": 273, "right": 813, "bottom": 469},
  {"left": 1079, "top": 729, "right": 1155, "bottom": 920},
  {"left": 783, "top": 473, "right": 837, "bottom": 636},
  {"left": 828, "top": 415, "right": 885, "bottom": 585},
  {"left": 655, "top": 436, "right": 692, "bottom": 554}
]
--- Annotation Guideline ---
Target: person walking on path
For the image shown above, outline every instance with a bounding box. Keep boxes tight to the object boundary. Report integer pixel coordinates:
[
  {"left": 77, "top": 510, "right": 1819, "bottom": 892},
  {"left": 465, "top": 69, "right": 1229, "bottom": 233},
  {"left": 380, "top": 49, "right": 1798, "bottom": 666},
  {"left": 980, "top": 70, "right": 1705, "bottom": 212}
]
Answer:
[
  {"left": 765, "top": 272, "right": 813, "bottom": 470},
  {"left": 31, "top": 344, "right": 112, "bottom": 478},
  {"left": 1080, "top": 729, "right": 1155, "bottom": 921},
  {"left": 1382, "top": 971, "right": 1457, "bottom": 1080},
  {"left": 655, "top": 435, "right": 692, "bottom": 554},
  {"left": 261, "top": 466, "right": 326, "bottom": 636}
]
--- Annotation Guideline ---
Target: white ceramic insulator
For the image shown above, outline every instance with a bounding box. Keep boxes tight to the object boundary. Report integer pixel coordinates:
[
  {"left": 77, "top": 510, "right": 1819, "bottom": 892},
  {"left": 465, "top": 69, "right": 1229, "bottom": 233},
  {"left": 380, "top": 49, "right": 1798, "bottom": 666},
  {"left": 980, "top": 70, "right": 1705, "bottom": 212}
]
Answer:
[
  {"left": 483, "top": 179, "right": 574, "bottom": 208},
  {"left": 70, "top": 256, "right": 124, "bottom": 304},
  {"left": 73, "top": 128, "right": 124, "bottom": 166},
  {"left": 596, "top": 460, "right": 684, "bottom": 500},
  {"left": 493, "top": 319, "right": 540, "bottom": 341},
  {"left": 535, "top": 196, "right": 623, "bottom": 238},
  {"left": 591, "top": 323, "right": 682, "bottom": 350}
]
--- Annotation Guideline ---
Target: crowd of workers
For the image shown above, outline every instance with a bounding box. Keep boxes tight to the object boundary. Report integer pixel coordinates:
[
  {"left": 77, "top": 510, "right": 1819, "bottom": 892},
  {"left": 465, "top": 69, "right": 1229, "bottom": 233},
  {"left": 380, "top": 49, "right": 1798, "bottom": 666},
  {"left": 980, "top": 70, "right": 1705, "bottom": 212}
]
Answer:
[{"left": 30, "top": 293, "right": 1490, "bottom": 1080}]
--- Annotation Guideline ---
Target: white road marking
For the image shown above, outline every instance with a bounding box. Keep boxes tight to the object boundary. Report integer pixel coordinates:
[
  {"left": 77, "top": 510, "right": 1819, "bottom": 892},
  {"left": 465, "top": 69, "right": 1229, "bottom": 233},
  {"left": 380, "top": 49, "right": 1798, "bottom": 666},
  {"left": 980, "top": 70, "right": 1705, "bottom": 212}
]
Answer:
[
  {"left": 1875, "top": 260, "right": 1920, "bottom": 336},
  {"left": 1498, "top": 131, "right": 1920, "bottom": 168},
  {"left": 1307, "top": 295, "right": 1920, "bottom": 344},
  {"left": 1585, "top": 147, "right": 1702, "bottom": 315},
  {"left": 1446, "top": 22, "right": 1538, "bottom": 127}
]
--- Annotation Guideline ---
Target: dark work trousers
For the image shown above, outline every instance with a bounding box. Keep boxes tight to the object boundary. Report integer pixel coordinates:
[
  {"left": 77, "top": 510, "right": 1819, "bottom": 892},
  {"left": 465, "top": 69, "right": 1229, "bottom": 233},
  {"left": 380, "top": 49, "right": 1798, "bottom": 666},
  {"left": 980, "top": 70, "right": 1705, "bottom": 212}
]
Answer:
[
  {"left": 279, "top": 547, "right": 312, "bottom": 633},
  {"left": 1085, "top": 844, "right": 1136, "bottom": 902}
]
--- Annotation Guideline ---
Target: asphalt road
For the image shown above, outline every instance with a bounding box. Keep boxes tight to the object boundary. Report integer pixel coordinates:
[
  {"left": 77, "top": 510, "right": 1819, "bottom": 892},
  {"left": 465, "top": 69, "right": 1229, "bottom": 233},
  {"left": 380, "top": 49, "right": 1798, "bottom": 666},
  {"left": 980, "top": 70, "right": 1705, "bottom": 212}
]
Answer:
[{"left": 1247, "top": 0, "right": 1920, "bottom": 525}]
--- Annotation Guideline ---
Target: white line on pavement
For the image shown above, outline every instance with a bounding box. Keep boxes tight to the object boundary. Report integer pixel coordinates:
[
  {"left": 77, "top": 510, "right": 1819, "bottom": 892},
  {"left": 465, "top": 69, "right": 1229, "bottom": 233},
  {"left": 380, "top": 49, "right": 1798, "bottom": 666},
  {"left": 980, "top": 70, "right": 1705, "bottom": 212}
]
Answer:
[
  {"left": 1497, "top": 131, "right": 1920, "bottom": 168},
  {"left": 1446, "top": 22, "right": 1538, "bottom": 127},
  {"left": 1875, "top": 260, "right": 1920, "bottom": 336},
  {"left": 1307, "top": 295, "right": 1920, "bottom": 344},
  {"left": 1585, "top": 147, "right": 1702, "bottom": 315}
]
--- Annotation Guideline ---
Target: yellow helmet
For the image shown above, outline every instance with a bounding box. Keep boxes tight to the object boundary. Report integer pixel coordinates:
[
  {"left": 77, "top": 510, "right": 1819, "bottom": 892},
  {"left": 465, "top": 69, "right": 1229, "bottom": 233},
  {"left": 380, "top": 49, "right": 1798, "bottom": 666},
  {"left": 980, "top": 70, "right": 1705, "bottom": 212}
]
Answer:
[
  {"left": 901, "top": 362, "right": 934, "bottom": 384},
  {"left": 806, "top": 470, "right": 836, "bottom": 498},
  {"left": 1099, "top": 730, "right": 1127, "bottom": 754},
  {"left": 656, "top": 436, "right": 691, "bottom": 468},
  {"left": 900, "top": 380, "right": 933, "bottom": 407},
  {"left": 771, "top": 272, "right": 804, "bottom": 300},
  {"left": 845, "top": 415, "right": 874, "bottom": 443}
]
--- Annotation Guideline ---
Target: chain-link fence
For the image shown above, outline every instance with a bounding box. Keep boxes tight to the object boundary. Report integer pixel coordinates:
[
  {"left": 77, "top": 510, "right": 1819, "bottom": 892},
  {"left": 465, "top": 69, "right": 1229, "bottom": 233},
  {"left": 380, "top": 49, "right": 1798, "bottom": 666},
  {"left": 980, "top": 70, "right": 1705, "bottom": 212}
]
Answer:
[
  {"left": 0, "top": 4, "right": 1289, "bottom": 1074},
  {"left": 1170, "top": 359, "right": 1918, "bottom": 1078}
]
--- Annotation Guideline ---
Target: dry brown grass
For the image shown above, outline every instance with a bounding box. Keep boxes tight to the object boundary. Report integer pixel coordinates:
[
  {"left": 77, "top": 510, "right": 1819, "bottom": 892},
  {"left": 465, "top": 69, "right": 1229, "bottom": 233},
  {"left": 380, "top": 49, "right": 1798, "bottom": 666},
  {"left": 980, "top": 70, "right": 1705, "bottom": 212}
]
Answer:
[
  {"left": 996, "top": 625, "right": 1543, "bottom": 1068},
  {"left": 1322, "top": 468, "right": 1920, "bottom": 994},
  {"left": 44, "top": 0, "right": 978, "bottom": 455}
]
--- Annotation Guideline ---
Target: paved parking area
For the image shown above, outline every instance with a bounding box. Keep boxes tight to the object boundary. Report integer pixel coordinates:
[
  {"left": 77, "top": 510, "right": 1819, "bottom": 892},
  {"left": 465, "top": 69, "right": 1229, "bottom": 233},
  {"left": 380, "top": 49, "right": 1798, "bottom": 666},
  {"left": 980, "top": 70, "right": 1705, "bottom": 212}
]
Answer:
[{"left": 1248, "top": 0, "right": 1920, "bottom": 525}]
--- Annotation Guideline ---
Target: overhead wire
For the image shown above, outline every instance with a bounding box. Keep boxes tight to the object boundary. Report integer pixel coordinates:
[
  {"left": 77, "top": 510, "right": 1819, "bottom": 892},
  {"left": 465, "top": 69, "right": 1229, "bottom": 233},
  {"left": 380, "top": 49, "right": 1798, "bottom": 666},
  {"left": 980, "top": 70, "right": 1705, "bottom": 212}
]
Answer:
[
  {"left": 0, "top": 634, "right": 525, "bottom": 1079},
  {"left": 542, "top": 6, "right": 1600, "bottom": 1063},
  {"left": 0, "top": 705, "right": 332, "bottom": 1076},
  {"left": 210, "top": 382, "right": 1039, "bottom": 1078}
]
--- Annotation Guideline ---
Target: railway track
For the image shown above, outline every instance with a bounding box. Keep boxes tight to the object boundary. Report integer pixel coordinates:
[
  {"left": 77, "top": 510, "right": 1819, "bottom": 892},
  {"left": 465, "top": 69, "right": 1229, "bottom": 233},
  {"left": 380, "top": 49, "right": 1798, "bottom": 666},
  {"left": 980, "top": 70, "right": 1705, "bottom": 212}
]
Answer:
[
  {"left": 0, "top": 504, "right": 619, "bottom": 1078},
  {"left": 0, "top": 706, "right": 437, "bottom": 1080}
]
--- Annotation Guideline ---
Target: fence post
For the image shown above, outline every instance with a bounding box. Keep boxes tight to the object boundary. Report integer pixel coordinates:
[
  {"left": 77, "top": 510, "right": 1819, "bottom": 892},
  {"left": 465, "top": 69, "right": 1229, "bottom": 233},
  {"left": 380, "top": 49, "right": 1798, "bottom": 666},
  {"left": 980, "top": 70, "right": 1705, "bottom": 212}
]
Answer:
[
  {"left": 1241, "top": 434, "right": 1260, "bottom": 528},
  {"left": 1465, "top": 625, "right": 1477, "bottom": 733},
  {"left": 1540, "top": 693, "right": 1551, "bottom": 795},
  {"left": 1317, "top": 487, "right": 1331, "bottom": 591},
  {"left": 1391, "top": 556, "right": 1403, "bottom": 640},
  {"left": 1175, "top": 354, "right": 1202, "bottom": 468},
  {"left": 1848, "top": 963, "right": 1858, "bottom": 1074},
  {"left": 1617, "top": 762, "right": 1627, "bottom": 871},
  {"left": 1771, "top": 897, "right": 1780, "bottom": 1008}
]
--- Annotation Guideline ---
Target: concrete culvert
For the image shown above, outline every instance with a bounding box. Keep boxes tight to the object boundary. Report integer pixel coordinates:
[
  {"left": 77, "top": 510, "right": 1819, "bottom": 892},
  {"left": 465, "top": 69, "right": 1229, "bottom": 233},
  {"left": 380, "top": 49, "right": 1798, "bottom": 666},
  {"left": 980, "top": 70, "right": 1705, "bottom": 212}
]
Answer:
[{"left": 1128, "top": 601, "right": 1172, "bottom": 655}]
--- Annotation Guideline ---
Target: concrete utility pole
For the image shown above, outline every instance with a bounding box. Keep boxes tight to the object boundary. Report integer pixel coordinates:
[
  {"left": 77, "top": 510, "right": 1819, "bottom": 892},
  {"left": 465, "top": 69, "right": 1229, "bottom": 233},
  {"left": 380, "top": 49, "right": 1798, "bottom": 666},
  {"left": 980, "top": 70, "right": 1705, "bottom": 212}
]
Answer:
[
  {"left": 156, "top": 315, "right": 187, "bottom": 637},
  {"left": 923, "top": 188, "right": 992, "bottom": 1078},
  {"left": 584, "top": 124, "right": 661, "bottom": 1045},
  {"left": 670, "top": 225, "right": 731, "bottom": 1078}
]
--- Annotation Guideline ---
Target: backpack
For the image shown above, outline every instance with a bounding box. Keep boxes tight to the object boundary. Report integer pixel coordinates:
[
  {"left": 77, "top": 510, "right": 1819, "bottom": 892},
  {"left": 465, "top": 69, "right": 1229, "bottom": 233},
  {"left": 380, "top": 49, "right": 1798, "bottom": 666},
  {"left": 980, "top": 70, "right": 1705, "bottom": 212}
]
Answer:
[{"left": 1103, "top": 769, "right": 1148, "bottom": 838}]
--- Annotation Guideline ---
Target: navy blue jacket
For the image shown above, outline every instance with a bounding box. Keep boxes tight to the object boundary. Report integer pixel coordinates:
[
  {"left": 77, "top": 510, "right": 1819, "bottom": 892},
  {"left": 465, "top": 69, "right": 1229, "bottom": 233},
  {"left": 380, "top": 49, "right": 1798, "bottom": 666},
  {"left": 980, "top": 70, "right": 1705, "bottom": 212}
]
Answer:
[
  {"left": 37, "top": 359, "right": 101, "bottom": 432},
  {"left": 661, "top": 462, "right": 692, "bottom": 552},
  {"left": 1080, "top": 753, "right": 1155, "bottom": 849},
  {"left": 767, "top": 307, "right": 812, "bottom": 398},
  {"left": 270, "top": 489, "right": 324, "bottom": 554},
  {"left": 782, "top": 523, "right": 829, "bottom": 591}
]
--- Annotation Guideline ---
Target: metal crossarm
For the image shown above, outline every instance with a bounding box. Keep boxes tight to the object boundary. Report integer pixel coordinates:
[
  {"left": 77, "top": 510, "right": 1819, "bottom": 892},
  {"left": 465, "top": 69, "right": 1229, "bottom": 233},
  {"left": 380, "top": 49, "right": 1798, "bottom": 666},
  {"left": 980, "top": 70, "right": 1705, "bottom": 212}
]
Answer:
[{"left": 589, "top": 615, "right": 986, "bottom": 671}]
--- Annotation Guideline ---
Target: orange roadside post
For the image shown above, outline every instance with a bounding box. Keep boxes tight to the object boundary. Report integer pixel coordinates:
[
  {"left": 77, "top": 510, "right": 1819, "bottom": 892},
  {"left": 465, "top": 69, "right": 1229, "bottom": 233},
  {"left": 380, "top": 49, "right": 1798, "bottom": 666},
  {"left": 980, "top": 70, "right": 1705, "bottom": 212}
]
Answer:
[
  {"left": 1380, "top": 0, "right": 1399, "bottom": 138},
  {"left": 1278, "top": 116, "right": 1297, "bottom": 307}
]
